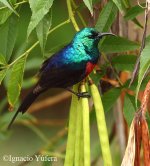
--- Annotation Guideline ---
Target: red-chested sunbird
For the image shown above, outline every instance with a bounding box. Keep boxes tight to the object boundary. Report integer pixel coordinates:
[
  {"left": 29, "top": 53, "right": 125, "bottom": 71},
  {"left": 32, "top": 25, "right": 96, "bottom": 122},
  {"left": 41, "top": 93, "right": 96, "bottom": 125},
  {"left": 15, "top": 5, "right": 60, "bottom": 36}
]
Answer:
[{"left": 8, "top": 28, "right": 115, "bottom": 129}]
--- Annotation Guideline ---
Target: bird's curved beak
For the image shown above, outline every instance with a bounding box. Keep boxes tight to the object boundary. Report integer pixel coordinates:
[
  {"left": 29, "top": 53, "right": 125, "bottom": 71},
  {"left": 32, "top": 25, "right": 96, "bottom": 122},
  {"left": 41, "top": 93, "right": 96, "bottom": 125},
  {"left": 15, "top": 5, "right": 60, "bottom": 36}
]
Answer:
[{"left": 98, "top": 32, "right": 116, "bottom": 38}]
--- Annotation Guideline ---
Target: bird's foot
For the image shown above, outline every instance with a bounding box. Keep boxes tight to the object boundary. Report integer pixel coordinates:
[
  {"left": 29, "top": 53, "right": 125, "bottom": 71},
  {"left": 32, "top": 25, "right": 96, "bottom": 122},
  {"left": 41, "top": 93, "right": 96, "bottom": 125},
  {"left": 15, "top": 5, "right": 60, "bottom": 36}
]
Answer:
[
  {"left": 65, "top": 87, "right": 91, "bottom": 99},
  {"left": 76, "top": 92, "right": 91, "bottom": 99}
]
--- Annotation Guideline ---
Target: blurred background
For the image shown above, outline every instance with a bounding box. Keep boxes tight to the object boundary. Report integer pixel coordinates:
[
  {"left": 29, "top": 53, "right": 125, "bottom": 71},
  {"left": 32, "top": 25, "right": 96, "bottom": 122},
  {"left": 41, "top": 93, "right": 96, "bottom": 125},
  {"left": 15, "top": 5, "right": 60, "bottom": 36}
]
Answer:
[{"left": 0, "top": 0, "right": 149, "bottom": 165}]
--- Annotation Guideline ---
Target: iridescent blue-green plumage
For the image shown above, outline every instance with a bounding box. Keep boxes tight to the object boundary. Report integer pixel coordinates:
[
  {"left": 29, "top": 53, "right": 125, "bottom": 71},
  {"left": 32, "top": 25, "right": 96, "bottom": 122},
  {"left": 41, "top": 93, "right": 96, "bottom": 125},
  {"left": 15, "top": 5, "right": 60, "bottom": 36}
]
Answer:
[
  {"left": 8, "top": 28, "right": 115, "bottom": 129},
  {"left": 39, "top": 28, "right": 100, "bottom": 88}
]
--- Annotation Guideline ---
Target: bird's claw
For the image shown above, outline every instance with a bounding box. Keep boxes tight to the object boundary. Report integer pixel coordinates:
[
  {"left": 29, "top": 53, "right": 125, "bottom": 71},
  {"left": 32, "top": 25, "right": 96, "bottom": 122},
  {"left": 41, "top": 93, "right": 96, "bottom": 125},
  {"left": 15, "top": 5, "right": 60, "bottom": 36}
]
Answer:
[{"left": 76, "top": 92, "right": 91, "bottom": 99}]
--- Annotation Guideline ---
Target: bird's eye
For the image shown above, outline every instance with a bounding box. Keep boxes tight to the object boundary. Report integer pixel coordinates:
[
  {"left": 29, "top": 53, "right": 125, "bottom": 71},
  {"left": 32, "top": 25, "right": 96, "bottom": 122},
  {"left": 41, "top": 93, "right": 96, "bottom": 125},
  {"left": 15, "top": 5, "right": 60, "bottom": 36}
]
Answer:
[{"left": 88, "top": 31, "right": 98, "bottom": 39}]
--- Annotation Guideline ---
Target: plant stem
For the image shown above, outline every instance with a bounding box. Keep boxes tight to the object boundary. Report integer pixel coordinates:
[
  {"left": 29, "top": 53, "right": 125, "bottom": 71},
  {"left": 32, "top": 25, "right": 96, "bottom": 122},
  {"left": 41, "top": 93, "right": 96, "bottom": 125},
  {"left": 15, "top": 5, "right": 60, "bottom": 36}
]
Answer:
[
  {"left": 67, "top": 0, "right": 80, "bottom": 31},
  {"left": 71, "top": 0, "right": 87, "bottom": 27},
  {"left": 102, "top": 53, "right": 123, "bottom": 86},
  {"left": 129, "top": 3, "right": 149, "bottom": 87}
]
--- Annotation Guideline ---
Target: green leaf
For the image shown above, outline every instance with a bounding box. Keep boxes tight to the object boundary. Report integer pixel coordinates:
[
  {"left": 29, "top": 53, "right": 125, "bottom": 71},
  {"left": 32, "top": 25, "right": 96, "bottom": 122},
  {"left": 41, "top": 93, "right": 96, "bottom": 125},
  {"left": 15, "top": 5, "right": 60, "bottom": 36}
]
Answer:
[
  {"left": 7, "top": 55, "right": 27, "bottom": 107},
  {"left": 95, "top": 1, "right": 118, "bottom": 32},
  {"left": 136, "top": 43, "right": 150, "bottom": 104},
  {"left": 0, "top": 8, "right": 13, "bottom": 25},
  {"left": 0, "top": 0, "right": 18, "bottom": 16},
  {"left": 146, "top": 35, "right": 150, "bottom": 44},
  {"left": 83, "top": 0, "right": 93, "bottom": 15},
  {"left": 0, "top": 15, "right": 18, "bottom": 61},
  {"left": 0, "top": 0, "right": 18, "bottom": 25},
  {"left": 100, "top": 36, "right": 140, "bottom": 53},
  {"left": 124, "top": 76, "right": 150, "bottom": 92},
  {"left": 113, "top": 0, "right": 143, "bottom": 28},
  {"left": 90, "top": 72, "right": 104, "bottom": 86},
  {"left": 123, "top": 94, "right": 136, "bottom": 126},
  {"left": 124, "top": 5, "right": 145, "bottom": 20},
  {"left": 0, "top": 53, "right": 6, "bottom": 65},
  {"left": 27, "top": 0, "right": 54, "bottom": 37},
  {"left": 111, "top": 55, "right": 136, "bottom": 71},
  {"left": 0, "top": 68, "right": 7, "bottom": 84},
  {"left": 132, "top": 18, "right": 143, "bottom": 29},
  {"left": 112, "top": 0, "right": 126, "bottom": 13},
  {"left": 102, "top": 88, "right": 121, "bottom": 112},
  {"left": 36, "top": 12, "right": 52, "bottom": 54},
  {"left": 124, "top": 4, "right": 145, "bottom": 20}
]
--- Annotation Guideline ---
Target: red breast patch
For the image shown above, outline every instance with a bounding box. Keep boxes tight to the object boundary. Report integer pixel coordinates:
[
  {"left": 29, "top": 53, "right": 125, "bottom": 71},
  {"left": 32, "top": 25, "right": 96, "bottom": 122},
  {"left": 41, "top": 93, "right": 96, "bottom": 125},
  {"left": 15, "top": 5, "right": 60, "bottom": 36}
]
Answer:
[{"left": 85, "top": 62, "right": 96, "bottom": 76}]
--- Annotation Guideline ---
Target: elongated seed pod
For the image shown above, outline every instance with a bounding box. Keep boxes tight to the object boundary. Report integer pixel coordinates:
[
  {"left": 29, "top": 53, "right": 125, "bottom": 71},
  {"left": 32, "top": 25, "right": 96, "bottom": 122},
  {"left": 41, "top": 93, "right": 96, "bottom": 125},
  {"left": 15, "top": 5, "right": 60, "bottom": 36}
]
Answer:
[
  {"left": 81, "top": 84, "right": 90, "bottom": 166},
  {"left": 90, "top": 83, "right": 112, "bottom": 166},
  {"left": 64, "top": 85, "right": 78, "bottom": 166}
]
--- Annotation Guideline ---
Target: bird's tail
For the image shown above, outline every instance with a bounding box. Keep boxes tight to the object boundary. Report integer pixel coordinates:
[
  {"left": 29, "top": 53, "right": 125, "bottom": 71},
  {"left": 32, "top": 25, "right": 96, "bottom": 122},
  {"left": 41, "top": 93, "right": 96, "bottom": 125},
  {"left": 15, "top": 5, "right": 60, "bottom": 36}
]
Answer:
[{"left": 7, "top": 90, "right": 40, "bottom": 130}]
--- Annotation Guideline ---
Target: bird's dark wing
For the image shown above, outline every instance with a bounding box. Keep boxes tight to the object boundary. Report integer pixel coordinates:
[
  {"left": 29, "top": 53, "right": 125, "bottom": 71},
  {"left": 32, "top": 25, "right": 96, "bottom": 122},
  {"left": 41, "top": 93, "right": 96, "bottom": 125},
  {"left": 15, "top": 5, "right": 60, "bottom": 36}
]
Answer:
[
  {"left": 37, "top": 58, "right": 86, "bottom": 90},
  {"left": 38, "top": 63, "right": 85, "bottom": 89}
]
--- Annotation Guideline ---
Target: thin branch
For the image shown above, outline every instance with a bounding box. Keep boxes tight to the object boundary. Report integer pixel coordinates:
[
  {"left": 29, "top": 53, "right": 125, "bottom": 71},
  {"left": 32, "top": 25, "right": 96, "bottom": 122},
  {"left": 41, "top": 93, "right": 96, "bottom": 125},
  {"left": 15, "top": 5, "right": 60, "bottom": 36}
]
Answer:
[
  {"left": 71, "top": 0, "right": 87, "bottom": 27},
  {"left": 67, "top": 0, "right": 80, "bottom": 31},
  {"left": 102, "top": 53, "right": 123, "bottom": 86},
  {"left": 129, "top": 2, "right": 149, "bottom": 87}
]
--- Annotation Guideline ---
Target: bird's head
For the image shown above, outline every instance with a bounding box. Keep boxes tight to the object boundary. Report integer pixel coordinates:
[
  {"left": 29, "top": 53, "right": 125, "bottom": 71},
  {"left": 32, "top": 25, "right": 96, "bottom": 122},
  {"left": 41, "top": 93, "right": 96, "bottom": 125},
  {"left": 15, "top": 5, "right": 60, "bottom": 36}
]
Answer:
[{"left": 73, "top": 27, "right": 116, "bottom": 49}]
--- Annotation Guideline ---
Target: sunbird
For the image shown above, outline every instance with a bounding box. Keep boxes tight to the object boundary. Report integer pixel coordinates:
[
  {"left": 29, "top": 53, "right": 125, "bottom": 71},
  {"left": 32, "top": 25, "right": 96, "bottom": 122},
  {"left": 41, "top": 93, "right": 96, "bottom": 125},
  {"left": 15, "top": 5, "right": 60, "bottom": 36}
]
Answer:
[{"left": 8, "top": 28, "right": 115, "bottom": 129}]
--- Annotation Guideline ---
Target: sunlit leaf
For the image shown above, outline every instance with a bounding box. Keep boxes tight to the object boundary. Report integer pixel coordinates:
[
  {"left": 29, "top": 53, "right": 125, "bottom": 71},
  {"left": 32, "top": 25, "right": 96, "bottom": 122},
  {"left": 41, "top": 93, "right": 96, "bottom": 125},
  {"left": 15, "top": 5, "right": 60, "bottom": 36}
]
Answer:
[
  {"left": 100, "top": 36, "right": 140, "bottom": 53},
  {"left": 136, "top": 42, "right": 150, "bottom": 105},
  {"left": 112, "top": 0, "right": 126, "bottom": 13},
  {"left": 83, "top": 0, "right": 93, "bottom": 15},
  {"left": 0, "top": 68, "right": 7, "bottom": 84},
  {"left": 0, "top": 8, "right": 13, "bottom": 25},
  {"left": 27, "top": 0, "right": 54, "bottom": 37},
  {"left": 7, "top": 55, "right": 27, "bottom": 107},
  {"left": 95, "top": 0, "right": 118, "bottom": 32},
  {"left": 36, "top": 11, "right": 52, "bottom": 54},
  {"left": 0, "top": 0, "right": 19, "bottom": 25},
  {"left": 0, "top": 0, "right": 18, "bottom": 15},
  {"left": 0, "top": 15, "right": 18, "bottom": 61},
  {"left": 0, "top": 53, "right": 6, "bottom": 65}
]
